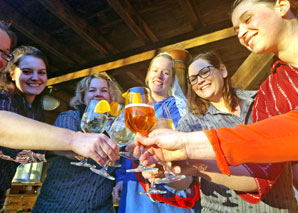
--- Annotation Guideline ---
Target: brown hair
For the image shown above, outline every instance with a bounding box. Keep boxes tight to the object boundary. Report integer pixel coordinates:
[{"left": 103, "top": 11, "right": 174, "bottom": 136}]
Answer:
[
  {"left": 187, "top": 51, "right": 238, "bottom": 116},
  {"left": 0, "top": 20, "right": 17, "bottom": 49},
  {"left": 232, "top": 0, "right": 298, "bottom": 17},
  {"left": 70, "top": 72, "right": 124, "bottom": 108}
]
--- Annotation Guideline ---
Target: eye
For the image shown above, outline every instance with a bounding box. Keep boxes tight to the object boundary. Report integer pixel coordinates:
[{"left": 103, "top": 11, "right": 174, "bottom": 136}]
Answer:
[
  {"left": 38, "top": 70, "right": 47, "bottom": 75},
  {"left": 199, "top": 68, "right": 210, "bottom": 76},
  {"left": 245, "top": 15, "right": 252, "bottom": 24},
  {"left": 21, "top": 69, "right": 32, "bottom": 75}
]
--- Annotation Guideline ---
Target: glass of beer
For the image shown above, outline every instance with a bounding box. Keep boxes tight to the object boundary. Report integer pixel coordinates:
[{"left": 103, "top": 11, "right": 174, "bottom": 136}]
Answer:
[
  {"left": 124, "top": 87, "right": 158, "bottom": 172},
  {"left": 71, "top": 99, "right": 108, "bottom": 168}
]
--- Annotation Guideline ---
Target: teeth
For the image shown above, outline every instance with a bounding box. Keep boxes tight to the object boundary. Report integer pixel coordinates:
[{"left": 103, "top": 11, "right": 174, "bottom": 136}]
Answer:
[
  {"left": 153, "top": 81, "right": 162, "bottom": 85},
  {"left": 201, "top": 85, "right": 209, "bottom": 90},
  {"left": 28, "top": 84, "right": 40, "bottom": 87}
]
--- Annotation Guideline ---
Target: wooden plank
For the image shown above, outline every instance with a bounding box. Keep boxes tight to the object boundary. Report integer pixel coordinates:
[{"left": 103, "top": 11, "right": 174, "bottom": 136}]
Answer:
[
  {"left": 176, "top": 0, "right": 201, "bottom": 29},
  {"left": 0, "top": 0, "right": 83, "bottom": 64},
  {"left": 231, "top": 52, "right": 274, "bottom": 90},
  {"left": 38, "top": 0, "right": 119, "bottom": 55},
  {"left": 107, "top": 0, "right": 158, "bottom": 43},
  {"left": 47, "top": 27, "right": 236, "bottom": 86}
]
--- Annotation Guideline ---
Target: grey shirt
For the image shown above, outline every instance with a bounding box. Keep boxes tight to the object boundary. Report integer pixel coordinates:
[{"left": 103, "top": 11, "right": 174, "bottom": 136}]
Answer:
[{"left": 177, "top": 90, "right": 298, "bottom": 212}]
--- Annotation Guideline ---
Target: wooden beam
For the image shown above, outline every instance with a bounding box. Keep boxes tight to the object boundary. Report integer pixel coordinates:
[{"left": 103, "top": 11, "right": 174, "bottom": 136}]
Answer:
[
  {"left": 177, "top": 0, "right": 201, "bottom": 29},
  {"left": 0, "top": 0, "right": 83, "bottom": 64},
  {"left": 47, "top": 27, "right": 236, "bottom": 85},
  {"left": 37, "top": 0, "right": 119, "bottom": 55},
  {"left": 107, "top": 0, "right": 158, "bottom": 43},
  {"left": 231, "top": 52, "right": 274, "bottom": 90}
]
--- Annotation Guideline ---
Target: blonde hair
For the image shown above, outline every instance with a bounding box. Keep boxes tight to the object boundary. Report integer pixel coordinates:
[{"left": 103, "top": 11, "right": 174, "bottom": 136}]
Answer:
[
  {"left": 70, "top": 73, "right": 124, "bottom": 108},
  {"left": 145, "top": 52, "right": 176, "bottom": 96}
]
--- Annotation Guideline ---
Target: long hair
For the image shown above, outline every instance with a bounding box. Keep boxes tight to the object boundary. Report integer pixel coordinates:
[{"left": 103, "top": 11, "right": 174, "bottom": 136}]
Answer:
[
  {"left": 1, "top": 46, "right": 48, "bottom": 121},
  {"left": 70, "top": 72, "right": 124, "bottom": 109},
  {"left": 145, "top": 52, "right": 176, "bottom": 96},
  {"left": 232, "top": 0, "right": 298, "bottom": 17},
  {"left": 187, "top": 51, "right": 238, "bottom": 116}
]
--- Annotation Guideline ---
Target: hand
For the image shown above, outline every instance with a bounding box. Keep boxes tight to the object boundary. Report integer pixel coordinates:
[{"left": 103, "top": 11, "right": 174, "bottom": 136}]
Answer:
[
  {"left": 71, "top": 132, "right": 119, "bottom": 166},
  {"left": 133, "top": 129, "right": 189, "bottom": 166},
  {"left": 113, "top": 181, "right": 123, "bottom": 203},
  {"left": 141, "top": 164, "right": 165, "bottom": 183}
]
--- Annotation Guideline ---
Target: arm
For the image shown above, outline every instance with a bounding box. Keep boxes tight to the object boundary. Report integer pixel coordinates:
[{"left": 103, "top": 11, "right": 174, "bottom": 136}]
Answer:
[{"left": 0, "top": 111, "right": 119, "bottom": 166}]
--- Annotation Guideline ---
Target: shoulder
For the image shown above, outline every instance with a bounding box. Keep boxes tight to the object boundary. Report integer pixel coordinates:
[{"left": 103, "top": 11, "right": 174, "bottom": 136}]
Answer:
[
  {"left": 236, "top": 89, "right": 257, "bottom": 100},
  {"left": 177, "top": 112, "right": 203, "bottom": 132}
]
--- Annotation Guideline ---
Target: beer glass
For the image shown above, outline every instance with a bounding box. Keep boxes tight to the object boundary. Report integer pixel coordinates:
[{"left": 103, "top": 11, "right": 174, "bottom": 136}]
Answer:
[
  {"left": 108, "top": 109, "right": 136, "bottom": 163},
  {"left": 124, "top": 87, "right": 158, "bottom": 172},
  {"left": 154, "top": 104, "right": 186, "bottom": 184},
  {"left": 71, "top": 99, "right": 108, "bottom": 168}
]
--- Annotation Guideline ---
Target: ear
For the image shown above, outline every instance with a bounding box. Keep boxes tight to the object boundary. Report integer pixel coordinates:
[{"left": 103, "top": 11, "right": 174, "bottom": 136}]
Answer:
[
  {"left": 276, "top": 0, "right": 291, "bottom": 17},
  {"left": 219, "top": 64, "right": 228, "bottom": 78},
  {"left": 10, "top": 71, "right": 15, "bottom": 81}
]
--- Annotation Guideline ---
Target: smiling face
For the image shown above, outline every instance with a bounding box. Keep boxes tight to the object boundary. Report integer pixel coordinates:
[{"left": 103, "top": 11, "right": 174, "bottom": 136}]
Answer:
[
  {"left": 188, "top": 58, "right": 227, "bottom": 103},
  {"left": 147, "top": 56, "right": 174, "bottom": 99},
  {"left": 232, "top": 0, "right": 284, "bottom": 54},
  {"left": 0, "top": 29, "right": 11, "bottom": 72},
  {"left": 10, "top": 55, "right": 47, "bottom": 104},
  {"left": 83, "top": 77, "right": 111, "bottom": 105}
]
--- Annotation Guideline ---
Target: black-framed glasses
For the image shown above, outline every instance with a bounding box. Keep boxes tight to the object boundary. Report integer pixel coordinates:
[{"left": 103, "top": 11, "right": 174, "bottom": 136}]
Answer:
[
  {"left": 188, "top": 66, "right": 217, "bottom": 85},
  {"left": 0, "top": 49, "right": 13, "bottom": 62}
]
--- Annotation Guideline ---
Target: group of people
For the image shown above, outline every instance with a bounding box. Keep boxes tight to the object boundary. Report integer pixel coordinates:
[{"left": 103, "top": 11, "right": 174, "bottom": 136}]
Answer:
[{"left": 1, "top": 0, "right": 298, "bottom": 212}]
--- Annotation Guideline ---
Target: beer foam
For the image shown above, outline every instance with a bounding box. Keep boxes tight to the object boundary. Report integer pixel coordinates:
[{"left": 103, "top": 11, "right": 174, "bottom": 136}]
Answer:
[{"left": 125, "top": 103, "right": 154, "bottom": 109}]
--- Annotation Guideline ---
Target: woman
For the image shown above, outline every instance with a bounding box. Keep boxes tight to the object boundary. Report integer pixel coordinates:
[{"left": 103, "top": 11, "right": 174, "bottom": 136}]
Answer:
[
  {"left": 114, "top": 52, "right": 200, "bottom": 212},
  {"left": 0, "top": 46, "right": 48, "bottom": 208},
  {"left": 0, "top": 21, "right": 119, "bottom": 169},
  {"left": 33, "top": 73, "right": 122, "bottom": 212},
  {"left": 135, "top": 0, "right": 298, "bottom": 176},
  {"left": 177, "top": 51, "right": 296, "bottom": 211}
]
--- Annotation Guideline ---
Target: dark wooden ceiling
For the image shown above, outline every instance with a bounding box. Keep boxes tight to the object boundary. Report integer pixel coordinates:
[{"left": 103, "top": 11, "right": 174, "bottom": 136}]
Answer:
[{"left": 0, "top": 0, "right": 273, "bottom": 124}]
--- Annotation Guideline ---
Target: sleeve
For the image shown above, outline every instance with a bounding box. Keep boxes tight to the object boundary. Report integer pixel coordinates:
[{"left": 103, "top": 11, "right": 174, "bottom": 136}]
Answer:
[
  {"left": 203, "top": 110, "right": 298, "bottom": 168},
  {"left": 54, "top": 111, "right": 81, "bottom": 131}
]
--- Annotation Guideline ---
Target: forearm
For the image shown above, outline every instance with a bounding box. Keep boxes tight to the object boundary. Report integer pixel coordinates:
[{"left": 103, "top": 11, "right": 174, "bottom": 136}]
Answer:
[
  {"left": 195, "top": 160, "right": 257, "bottom": 192},
  {"left": 0, "top": 111, "right": 75, "bottom": 150},
  {"left": 213, "top": 110, "right": 298, "bottom": 165}
]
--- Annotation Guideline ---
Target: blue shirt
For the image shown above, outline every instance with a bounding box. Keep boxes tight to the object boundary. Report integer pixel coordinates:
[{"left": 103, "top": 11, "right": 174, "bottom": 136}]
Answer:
[{"left": 116, "top": 96, "right": 200, "bottom": 212}]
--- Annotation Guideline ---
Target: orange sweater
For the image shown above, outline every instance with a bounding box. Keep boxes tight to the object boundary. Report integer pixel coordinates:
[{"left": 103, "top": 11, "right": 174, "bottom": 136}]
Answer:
[{"left": 204, "top": 110, "right": 298, "bottom": 175}]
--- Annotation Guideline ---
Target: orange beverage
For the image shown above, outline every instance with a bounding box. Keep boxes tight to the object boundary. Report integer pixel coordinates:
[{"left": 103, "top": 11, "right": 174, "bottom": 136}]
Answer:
[{"left": 125, "top": 103, "right": 155, "bottom": 135}]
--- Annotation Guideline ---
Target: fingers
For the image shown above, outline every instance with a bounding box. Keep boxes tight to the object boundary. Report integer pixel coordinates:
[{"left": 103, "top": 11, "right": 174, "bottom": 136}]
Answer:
[
  {"left": 125, "top": 143, "right": 135, "bottom": 152},
  {"left": 96, "top": 134, "right": 119, "bottom": 162}
]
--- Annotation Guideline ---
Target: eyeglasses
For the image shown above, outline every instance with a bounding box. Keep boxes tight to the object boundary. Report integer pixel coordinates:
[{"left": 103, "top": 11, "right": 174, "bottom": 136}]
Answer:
[
  {"left": 188, "top": 66, "right": 217, "bottom": 85},
  {"left": 0, "top": 49, "right": 13, "bottom": 62}
]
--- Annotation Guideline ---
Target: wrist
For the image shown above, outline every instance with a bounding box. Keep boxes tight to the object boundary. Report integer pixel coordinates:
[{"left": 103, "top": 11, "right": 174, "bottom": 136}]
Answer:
[{"left": 185, "top": 131, "right": 215, "bottom": 160}]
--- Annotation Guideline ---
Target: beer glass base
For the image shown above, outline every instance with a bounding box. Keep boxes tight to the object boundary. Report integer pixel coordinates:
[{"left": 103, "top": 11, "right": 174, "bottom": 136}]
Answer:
[
  {"left": 126, "top": 165, "right": 158, "bottom": 173},
  {"left": 90, "top": 167, "right": 115, "bottom": 181},
  {"left": 140, "top": 188, "right": 167, "bottom": 195},
  {"left": 70, "top": 161, "right": 93, "bottom": 168},
  {"left": 155, "top": 174, "right": 186, "bottom": 184},
  {"left": 119, "top": 151, "right": 138, "bottom": 160}
]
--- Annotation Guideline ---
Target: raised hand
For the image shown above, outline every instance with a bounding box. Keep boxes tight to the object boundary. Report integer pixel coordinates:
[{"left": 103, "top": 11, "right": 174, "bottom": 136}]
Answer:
[{"left": 72, "top": 132, "right": 119, "bottom": 166}]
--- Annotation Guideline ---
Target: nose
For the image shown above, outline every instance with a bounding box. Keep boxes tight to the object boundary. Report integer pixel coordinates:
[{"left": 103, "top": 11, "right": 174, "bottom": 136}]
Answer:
[
  {"left": 156, "top": 70, "right": 163, "bottom": 79},
  {"left": 31, "top": 72, "right": 39, "bottom": 80},
  {"left": 238, "top": 24, "right": 247, "bottom": 40},
  {"left": 94, "top": 90, "right": 102, "bottom": 97},
  {"left": 196, "top": 75, "right": 205, "bottom": 84}
]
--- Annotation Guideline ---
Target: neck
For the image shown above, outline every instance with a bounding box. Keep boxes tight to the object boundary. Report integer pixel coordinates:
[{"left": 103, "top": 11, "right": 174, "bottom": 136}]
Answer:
[
  {"left": 152, "top": 92, "right": 168, "bottom": 102},
  {"left": 210, "top": 98, "right": 240, "bottom": 116},
  {"left": 276, "top": 20, "right": 298, "bottom": 67},
  {"left": 25, "top": 95, "right": 36, "bottom": 104}
]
